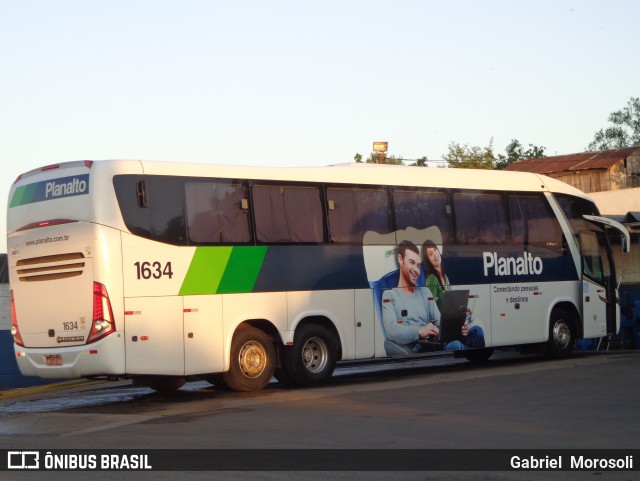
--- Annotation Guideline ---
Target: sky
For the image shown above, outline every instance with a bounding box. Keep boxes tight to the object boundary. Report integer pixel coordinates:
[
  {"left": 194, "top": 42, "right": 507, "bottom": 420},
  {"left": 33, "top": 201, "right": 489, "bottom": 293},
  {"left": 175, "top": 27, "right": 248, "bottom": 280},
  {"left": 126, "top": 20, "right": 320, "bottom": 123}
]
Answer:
[{"left": 1, "top": 0, "right": 639, "bottom": 253}]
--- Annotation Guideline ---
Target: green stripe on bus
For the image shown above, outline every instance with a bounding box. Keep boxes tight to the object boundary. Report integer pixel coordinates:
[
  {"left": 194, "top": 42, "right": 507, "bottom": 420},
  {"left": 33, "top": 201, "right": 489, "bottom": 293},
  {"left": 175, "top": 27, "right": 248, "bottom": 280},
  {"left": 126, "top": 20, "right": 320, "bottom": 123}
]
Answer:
[
  {"left": 10, "top": 183, "right": 37, "bottom": 208},
  {"left": 216, "top": 246, "right": 268, "bottom": 294},
  {"left": 179, "top": 247, "right": 233, "bottom": 295}
]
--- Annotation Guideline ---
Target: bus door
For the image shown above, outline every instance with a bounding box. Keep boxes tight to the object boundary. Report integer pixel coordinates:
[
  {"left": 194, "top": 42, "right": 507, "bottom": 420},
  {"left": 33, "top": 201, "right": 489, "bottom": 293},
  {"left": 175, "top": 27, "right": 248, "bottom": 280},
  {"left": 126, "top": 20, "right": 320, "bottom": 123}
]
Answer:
[{"left": 579, "top": 230, "right": 616, "bottom": 338}]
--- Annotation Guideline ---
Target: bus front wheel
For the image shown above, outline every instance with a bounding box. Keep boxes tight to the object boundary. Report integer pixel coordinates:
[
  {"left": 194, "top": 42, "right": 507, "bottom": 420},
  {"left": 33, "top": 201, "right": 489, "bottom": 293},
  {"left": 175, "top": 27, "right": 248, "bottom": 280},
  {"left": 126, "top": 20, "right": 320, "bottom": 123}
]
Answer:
[
  {"left": 546, "top": 309, "right": 576, "bottom": 358},
  {"left": 281, "top": 324, "right": 337, "bottom": 387},
  {"left": 223, "top": 325, "right": 276, "bottom": 392}
]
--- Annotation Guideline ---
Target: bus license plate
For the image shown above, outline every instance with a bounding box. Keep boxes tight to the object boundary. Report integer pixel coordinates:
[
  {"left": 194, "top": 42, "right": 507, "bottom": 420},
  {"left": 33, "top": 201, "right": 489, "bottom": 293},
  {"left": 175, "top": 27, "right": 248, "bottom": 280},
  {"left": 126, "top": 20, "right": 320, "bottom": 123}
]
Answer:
[{"left": 45, "top": 355, "right": 63, "bottom": 366}]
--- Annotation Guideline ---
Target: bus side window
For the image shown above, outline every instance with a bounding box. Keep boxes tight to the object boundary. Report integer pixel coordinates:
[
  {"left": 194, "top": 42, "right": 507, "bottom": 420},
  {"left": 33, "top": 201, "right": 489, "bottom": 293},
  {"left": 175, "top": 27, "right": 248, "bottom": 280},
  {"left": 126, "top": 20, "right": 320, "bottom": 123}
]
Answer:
[
  {"left": 453, "top": 191, "right": 507, "bottom": 244},
  {"left": 326, "top": 187, "right": 391, "bottom": 243},
  {"left": 185, "top": 181, "right": 251, "bottom": 244},
  {"left": 393, "top": 188, "right": 453, "bottom": 243},
  {"left": 555, "top": 194, "right": 599, "bottom": 234},
  {"left": 252, "top": 185, "right": 324, "bottom": 243},
  {"left": 508, "top": 193, "right": 564, "bottom": 251}
]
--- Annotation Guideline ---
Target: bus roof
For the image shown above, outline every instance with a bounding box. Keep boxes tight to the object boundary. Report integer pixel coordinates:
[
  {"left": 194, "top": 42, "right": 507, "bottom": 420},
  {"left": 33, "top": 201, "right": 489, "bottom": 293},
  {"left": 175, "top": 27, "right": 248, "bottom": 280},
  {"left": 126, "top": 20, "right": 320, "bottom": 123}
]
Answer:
[
  {"left": 14, "top": 159, "right": 592, "bottom": 199},
  {"left": 128, "top": 159, "right": 590, "bottom": 198}
]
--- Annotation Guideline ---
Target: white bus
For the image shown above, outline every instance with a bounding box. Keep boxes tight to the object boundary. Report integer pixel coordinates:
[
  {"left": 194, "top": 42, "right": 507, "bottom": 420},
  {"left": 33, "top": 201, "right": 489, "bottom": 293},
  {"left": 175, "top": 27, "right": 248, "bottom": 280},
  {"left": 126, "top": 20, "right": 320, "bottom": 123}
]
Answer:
[{"left": 7, "top": 160, "right": 630, "bottom": 392}]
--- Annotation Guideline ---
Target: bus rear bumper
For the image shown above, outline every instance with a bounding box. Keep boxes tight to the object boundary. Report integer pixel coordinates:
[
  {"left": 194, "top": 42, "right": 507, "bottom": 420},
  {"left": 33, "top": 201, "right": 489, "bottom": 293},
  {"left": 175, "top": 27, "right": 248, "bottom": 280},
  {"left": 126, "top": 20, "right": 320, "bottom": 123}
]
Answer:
[{"left": 13, "top": 333, "right": 126, "bottom": 379}]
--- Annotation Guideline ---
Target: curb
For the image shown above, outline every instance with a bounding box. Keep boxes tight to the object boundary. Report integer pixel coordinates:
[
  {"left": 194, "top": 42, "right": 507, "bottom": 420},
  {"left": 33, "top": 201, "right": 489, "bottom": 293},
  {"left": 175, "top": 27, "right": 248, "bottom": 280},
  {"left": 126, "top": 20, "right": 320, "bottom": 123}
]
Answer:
[{"left": 0, "top": 379, "right": 106, "bottom": 401}]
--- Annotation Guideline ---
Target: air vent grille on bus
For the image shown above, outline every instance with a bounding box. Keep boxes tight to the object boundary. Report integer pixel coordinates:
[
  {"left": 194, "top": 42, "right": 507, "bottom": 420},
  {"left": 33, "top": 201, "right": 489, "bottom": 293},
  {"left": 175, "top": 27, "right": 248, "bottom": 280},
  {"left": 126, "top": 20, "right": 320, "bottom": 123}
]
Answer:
[{"left": 16, "top": 253, "right": 86, "bottom": 282}]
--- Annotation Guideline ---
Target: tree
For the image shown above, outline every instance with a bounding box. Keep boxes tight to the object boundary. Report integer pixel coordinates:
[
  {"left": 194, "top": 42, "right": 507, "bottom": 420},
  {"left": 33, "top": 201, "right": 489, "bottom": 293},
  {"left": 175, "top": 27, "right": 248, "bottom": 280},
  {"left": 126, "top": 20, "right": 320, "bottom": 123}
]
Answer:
[
  {"left": 494, "top": 139, "right": 546, "bottom": 170},
  {"left": 354, "top": 152, "right": 429, "bottom": 166},
  {"left": 363, "top": 152, "right": 404, "bottom": 165},
  {"left": 409, "top": 156, "right": 429, "bottom": 167},
  {"left": 443, "top": 139, "right": 495, "bottom": 169},
  {"left": 588, "top": 97, "right": 640, "bottom": 151}
]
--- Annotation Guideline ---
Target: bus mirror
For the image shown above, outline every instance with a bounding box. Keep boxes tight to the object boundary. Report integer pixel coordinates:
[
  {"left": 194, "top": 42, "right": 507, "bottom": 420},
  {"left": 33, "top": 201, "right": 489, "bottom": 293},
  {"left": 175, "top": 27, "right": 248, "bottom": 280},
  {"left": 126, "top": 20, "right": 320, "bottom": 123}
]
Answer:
[
  {"left": 622, "top": 236, "right": 630, "bottom": 254},
  {"left": 583, "top": 215, "right": 631, "bottom": 255}
]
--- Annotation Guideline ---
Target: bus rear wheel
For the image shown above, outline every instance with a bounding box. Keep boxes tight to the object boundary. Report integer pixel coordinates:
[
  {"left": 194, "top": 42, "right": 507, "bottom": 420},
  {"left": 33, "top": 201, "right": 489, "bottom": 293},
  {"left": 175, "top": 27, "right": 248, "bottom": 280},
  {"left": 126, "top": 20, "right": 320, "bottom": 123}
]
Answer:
[
  {"left": 281, "top": 324, "right": 337, "bottom": 387},
  {"left": 546, "top": 309, "right": 576, "bottom": 358},
  {"left": 223, "top": 325, "right": 275, "bottom": 392}
]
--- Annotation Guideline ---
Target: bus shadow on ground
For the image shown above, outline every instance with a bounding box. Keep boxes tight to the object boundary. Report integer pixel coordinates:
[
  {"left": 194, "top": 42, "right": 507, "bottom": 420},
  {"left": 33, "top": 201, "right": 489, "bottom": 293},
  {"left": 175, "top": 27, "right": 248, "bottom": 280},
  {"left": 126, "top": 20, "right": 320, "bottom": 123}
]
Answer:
[{"left": 2, "top": 349, "right": 601, "bottom": 415}]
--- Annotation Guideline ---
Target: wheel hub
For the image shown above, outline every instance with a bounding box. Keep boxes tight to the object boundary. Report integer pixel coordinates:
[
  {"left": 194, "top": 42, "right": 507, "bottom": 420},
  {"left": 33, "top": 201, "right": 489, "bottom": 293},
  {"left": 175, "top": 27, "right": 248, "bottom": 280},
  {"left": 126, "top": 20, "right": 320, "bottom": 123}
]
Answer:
[
  {"left": 302, "top": 337, "right": 328, "bottom": 373},
  {"left": 238, "top": 341, "right": 266, "bottom": 378},
  {"left": 553, "top": 321, "right": 570, "bottom": 349}
]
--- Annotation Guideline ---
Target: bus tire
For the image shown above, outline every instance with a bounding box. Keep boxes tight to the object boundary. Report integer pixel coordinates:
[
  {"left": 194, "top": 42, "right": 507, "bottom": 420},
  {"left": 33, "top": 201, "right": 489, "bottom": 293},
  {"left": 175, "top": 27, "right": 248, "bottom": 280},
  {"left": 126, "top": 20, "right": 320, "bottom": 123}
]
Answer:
[
  {"left": 223, "top": 325, "right": 275, "bottom": 392},
  {"left": 282, "top": 324, "right": 337, "bottom": 387},
  {"left": 546, "top": 308, "right": 576, "bottom": 358},
  {"left": 463, "top": 347, "right": 494, "bottom": 364}
]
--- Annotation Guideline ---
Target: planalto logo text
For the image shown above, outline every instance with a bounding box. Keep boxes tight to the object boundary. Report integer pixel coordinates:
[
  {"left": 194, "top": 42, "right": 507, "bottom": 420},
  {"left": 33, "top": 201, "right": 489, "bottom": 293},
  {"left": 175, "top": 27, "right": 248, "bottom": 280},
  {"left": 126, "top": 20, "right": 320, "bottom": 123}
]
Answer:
[
  {"left": 46, "top": 177, "right": 87, "bottom": 199},
  {"left": 483, "top": 251, "right": 543, "bottom": 276}
]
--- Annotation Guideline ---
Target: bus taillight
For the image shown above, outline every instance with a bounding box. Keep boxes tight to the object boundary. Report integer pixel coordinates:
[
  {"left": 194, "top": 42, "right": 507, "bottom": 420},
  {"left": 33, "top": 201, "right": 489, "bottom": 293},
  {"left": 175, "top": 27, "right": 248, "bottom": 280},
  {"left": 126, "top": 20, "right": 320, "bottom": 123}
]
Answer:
[
  {"left": 17, "top": 219, "right": 78, "bottom": 231},
  {"left": 10, "top": 290, "right": 25, "bottom": 347},
  {"left": 88, "top": 282, "right": 116, "bottom": 344}
]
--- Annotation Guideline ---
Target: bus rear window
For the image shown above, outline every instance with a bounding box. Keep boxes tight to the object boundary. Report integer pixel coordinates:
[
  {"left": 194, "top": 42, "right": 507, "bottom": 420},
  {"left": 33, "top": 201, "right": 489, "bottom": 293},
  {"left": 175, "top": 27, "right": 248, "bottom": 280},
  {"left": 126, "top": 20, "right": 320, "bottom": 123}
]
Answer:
[{"left": 114, "top": 175, "right": 186, "bottom": 245}]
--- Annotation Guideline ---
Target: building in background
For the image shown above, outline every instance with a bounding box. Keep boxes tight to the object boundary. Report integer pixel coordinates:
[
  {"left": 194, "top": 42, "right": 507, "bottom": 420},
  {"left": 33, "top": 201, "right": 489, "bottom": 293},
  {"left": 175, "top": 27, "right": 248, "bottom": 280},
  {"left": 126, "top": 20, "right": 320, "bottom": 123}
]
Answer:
[{"left": 504, "top": 147, "right": 640, "bottom": 194}]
